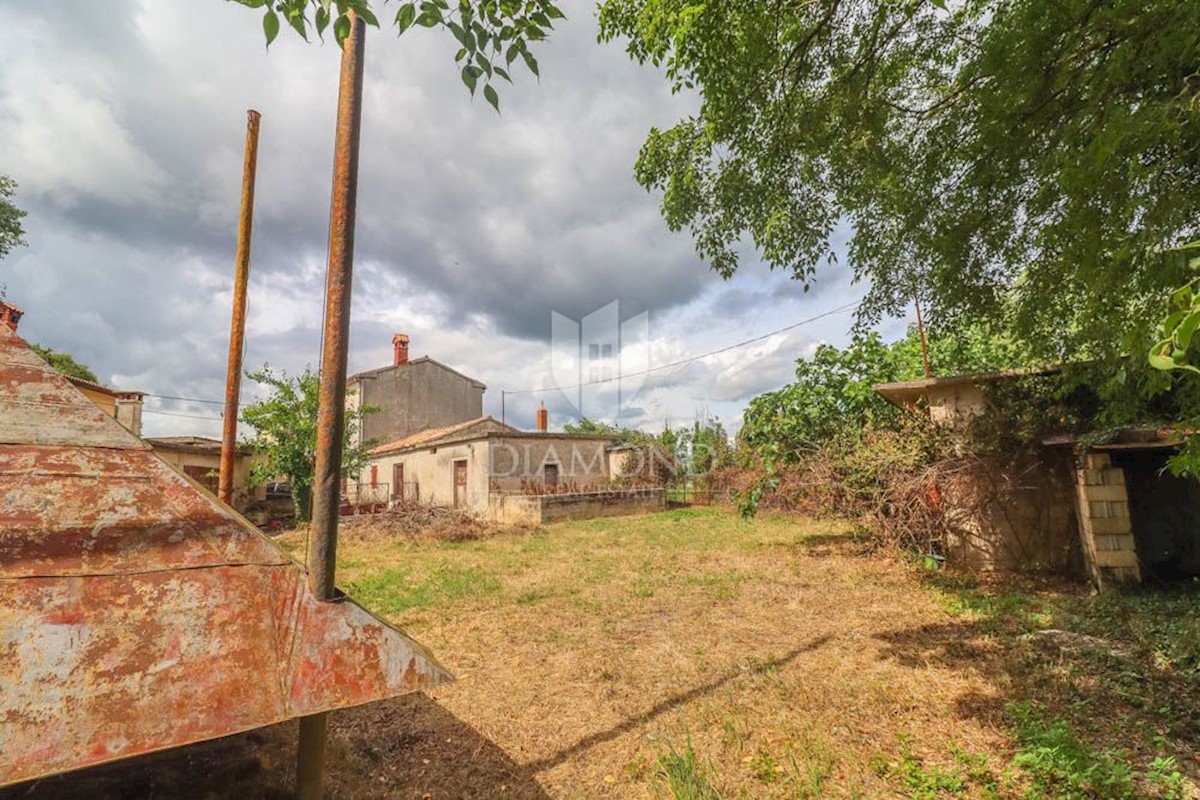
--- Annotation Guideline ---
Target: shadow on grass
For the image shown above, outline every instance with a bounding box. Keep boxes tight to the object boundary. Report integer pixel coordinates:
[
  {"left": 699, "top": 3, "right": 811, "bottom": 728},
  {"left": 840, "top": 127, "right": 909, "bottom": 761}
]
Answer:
[
  {"left": 871, "top": 571, "right": 1200, "bottom": 791},
  {"left": 524, "top": 634, "right": 834, "bottom": 774},
  {"left": 1, "top": 694, "right": 551, "bottom": 800},
  {"left": 793, "top": 529, "right": 874, "bottom": 559}
]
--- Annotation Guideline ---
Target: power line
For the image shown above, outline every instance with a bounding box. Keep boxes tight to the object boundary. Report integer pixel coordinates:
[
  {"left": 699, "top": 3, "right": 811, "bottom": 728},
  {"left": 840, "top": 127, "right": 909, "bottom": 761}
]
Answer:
[
  {"left": 142, "top": 408, "right": 224, "bottom": 421},
  {"left": 142, "top": 392, "right": 225, "bottom": 406},
  {"left": 504, "top": 299, "right": 861, "bottom": 397}
]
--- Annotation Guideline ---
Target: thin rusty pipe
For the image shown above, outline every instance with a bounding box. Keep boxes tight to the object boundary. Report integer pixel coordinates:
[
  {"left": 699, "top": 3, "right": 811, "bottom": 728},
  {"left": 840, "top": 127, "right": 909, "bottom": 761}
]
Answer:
[
  {"left": 218, "top": 109, "right": 261, "bottom": 506},
  {"left": 297, "top": 12, "right": 366, "bottom": 800},
  {"left": 915, "top": 292, "right": 932, "bottom": 379}
]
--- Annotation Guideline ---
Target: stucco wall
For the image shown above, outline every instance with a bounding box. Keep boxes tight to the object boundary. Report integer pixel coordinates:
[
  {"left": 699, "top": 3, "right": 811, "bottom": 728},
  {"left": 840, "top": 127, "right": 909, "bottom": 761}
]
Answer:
[
  {"left": 369, "top": 440, "right": 492, "bottom": 512},
  {"left": 487, "top": 435, "right": 611, "bottom": 491},
  {"left": 151, "top": 448, "right": 265, "bottom": 511},
  {"left": 940, "top": 450, "right": 1078, "bottom": 571},
  {"left": 354, "top": 360, "right": 484, "bottom": 446},
  {"left": 927, "top": 383, "right": 989, "bottom": 427},
  {"left": 488, "top": 488, "right": 665, "bottom": 525},
  {"left": 77, "top": 386, "right": 116, "bottom": 420}
]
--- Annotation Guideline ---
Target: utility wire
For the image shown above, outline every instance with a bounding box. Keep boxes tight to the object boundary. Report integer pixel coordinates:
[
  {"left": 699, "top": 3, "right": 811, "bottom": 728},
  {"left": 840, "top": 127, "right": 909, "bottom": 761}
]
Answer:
[
  {"left": 503, "top": 299, "right": 861, "bottom": 397},
  {"left": 142, "top": 392, "right": 225, "bottom": 406},
  {"left": 142, "top": 408, "right": 224, "bottom": 421}
]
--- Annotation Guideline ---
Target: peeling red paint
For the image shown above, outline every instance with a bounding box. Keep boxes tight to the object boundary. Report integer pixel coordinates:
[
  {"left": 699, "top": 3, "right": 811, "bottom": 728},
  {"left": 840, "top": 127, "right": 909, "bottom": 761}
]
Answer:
[{"left": 0, "top": 326, "right": 451, "bottom": 788}]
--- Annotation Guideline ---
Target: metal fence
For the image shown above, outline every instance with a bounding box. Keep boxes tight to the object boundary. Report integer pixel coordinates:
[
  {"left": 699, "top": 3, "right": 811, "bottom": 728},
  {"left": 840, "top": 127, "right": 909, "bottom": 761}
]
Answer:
[{"left": 665, "top": 485, "right": 734, "bottom": 506}]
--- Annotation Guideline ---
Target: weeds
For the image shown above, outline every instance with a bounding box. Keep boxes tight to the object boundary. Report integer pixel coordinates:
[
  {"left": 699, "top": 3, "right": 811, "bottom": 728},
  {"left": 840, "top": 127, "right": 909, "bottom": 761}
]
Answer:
[
  {"left": 1008, "top": 702, "right": 1135, "bottom": 799},
  {"left": 655, "top": 739, "right": 722, "bottom": 800}
]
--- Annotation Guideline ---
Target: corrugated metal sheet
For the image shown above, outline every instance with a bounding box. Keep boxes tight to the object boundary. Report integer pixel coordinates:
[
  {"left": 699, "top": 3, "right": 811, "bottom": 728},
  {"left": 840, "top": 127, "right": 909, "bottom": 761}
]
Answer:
[{"left": 0, "top": 326, "right": 451, "bottom": 788}]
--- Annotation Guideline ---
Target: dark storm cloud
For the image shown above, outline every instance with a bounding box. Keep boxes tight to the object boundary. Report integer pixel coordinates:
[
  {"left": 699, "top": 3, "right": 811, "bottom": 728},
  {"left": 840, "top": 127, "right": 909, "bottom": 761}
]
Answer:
[{"left": 1, "top": 0, "right": 709, "bottom": 359}]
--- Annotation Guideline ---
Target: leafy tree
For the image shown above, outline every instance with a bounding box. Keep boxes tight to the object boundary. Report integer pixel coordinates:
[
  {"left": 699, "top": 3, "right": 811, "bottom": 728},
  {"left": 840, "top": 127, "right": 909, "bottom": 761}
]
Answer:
[
  {"left": 30, "top": 343, "right": 98, "bottom": 383},
  {"left": 565, "top": 416, "right": 658, "bottom": 446},
  {"left": 231, "top": 0, "right": 563, "bottom": 112},
  {"left": 240, "top": 365, "right": 377, "bottom": 520},
  {"left": 598, "top": 0, "right": 1200, "bottom": 361},
  {"left": 676, "top": 412, "right": 733, "bottom": 476},
  {"left": 740, "top": 324, "right": 1027, "bottom": 464},
  {"left": 0, "top": 176, "right": 26, "bottom": 262}
]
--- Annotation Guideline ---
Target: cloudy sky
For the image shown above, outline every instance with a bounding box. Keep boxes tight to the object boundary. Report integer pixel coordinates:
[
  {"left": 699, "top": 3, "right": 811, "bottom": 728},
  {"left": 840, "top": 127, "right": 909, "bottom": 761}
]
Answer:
[{"left": 0, "top": 0, "right": 909, "bottom": 438}]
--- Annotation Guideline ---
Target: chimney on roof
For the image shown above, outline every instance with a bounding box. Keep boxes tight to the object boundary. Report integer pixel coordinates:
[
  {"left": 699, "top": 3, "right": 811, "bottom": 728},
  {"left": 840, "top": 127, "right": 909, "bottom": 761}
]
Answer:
[
  {"left": 1, "top": 300, "right": 24, "bottom": 332},
  {"left": 115, "top": 392, "right": 144, "bottom": 438},
  {"left": 392, "top": 333, "right": 410, "bottom": 366},
  {"left": 536, "top": 400, "right": 548, "bottom": 433}
]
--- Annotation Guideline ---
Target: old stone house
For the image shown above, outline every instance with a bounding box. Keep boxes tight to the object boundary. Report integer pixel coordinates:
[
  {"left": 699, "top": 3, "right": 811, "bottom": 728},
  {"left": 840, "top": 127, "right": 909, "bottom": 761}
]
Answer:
[
  {"left": 357, "top": 415, "right": 664, "bottom": 524},
  {"left": 347, "top": 334, "right": 486, "bottom": 449}
]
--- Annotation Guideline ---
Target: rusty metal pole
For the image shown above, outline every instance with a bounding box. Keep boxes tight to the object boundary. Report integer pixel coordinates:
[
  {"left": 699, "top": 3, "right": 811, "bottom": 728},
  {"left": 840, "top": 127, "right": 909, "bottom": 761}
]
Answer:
[
  {"left": 914, "top": 293, "right": 932, "bottom": 379},
  {"left": 296, "top": 12, "right": 365, "bottom": 800},
  {"left": 218, "top": 109, "right": 262, "bottom": 506}
]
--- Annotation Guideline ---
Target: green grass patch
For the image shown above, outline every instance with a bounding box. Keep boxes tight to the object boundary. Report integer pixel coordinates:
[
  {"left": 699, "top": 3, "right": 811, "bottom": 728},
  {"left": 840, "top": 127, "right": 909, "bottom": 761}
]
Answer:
[
  {"left": 655, "top": 739, "right": 722, "bottom": 800},
  {"left": 345, "top": 562, "right": 501, "bottom": 615}
]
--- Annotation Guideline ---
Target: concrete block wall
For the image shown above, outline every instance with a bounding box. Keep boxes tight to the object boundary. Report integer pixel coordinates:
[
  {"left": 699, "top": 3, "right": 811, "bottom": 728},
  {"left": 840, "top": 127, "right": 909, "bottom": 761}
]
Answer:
[{"left": 1074, "top": 452, "right": 1141, "bottom": 588}]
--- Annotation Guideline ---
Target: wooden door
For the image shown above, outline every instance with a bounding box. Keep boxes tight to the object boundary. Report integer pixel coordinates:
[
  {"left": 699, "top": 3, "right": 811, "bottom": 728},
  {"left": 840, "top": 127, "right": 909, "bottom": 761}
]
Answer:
[
  {"left": 453, "top": 460, "right": 467, "bottom": 508},
  {"left": 392, "top": 463, "right": 404, "bottom": 500}
]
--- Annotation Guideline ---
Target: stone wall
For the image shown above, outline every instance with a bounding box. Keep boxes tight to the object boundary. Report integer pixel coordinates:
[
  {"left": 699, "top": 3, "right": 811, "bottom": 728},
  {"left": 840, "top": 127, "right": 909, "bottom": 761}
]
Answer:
[
  {"left": 1074, "top": 452, "right": 1141, "bottom": 587},
  {"left": 487, "top": 488, "right": 665, "bottom": 525}
]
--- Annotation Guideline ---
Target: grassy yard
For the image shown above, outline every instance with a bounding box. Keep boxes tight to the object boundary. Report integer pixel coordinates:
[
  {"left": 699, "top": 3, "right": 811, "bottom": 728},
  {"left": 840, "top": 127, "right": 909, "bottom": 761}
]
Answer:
[
  {"left": 269, "top": 507, "right": 1198, "bottom": 799},
  {"left": 12, "top": 507, "right": 1197, "bottom": 799}
]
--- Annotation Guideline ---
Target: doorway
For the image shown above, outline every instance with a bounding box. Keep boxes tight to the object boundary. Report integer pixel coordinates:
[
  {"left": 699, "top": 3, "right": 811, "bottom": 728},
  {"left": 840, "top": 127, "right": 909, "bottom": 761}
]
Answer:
[{"left": 453, "top": 459, "right": 467, "bottom": 509}]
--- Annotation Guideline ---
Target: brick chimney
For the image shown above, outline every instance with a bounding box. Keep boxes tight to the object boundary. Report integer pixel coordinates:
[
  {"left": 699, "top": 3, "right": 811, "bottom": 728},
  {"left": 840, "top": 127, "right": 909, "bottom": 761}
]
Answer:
[
  {"left": 392, "top": 333, "right": 410, "bottom": 366},
  {"left": 536, "top": 401, "right": 548, "bottom": 433},
  {"left": 1, "top": 300, "right": 24, "bottom": 332}
]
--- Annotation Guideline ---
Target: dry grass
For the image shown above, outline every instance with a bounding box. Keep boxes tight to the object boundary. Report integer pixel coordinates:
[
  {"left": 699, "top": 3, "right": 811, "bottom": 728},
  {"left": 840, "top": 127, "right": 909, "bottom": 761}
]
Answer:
[
  {"left": 280, "top": 507, "right": 1016, "bottom": 797},
  {"left": 11, "top": 507, "right": 1197, "bottom": 798}
]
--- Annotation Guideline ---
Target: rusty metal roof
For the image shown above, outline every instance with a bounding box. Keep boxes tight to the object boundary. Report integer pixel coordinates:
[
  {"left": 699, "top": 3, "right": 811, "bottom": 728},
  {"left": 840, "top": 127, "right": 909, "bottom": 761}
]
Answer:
[{"left": 0, "top": 326, "right": 450, "bottom": 788}]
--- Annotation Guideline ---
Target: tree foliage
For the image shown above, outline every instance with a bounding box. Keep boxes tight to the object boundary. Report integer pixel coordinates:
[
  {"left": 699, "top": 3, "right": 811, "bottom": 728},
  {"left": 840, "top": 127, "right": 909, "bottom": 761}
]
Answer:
[
  {"left": 0, "top": 175, "right": 27, "bottom": 262},
  {"left": 741, "top": 324, "right": 1028, "bottom": 464},
  {"left": 240, "top": 364, "right": 376, "bottom": 520},
  {"left": 598, "top": 0, "right": 1200, "bottom": 360},
  {"left": 30, "top": 343, "right": 98, "bottom": 383},
  {"left": 231, "top": 0, "right": 563, "bottom": 111}
]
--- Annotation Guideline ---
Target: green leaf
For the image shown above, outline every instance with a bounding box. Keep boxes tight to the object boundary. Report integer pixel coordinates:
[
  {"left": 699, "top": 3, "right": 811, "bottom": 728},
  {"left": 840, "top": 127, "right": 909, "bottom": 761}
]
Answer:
[
  {"left": 395, "top": 3, "right": 417, "bottom": 33},
  {"left": 350, "top": 2, "right": 380, "bottom": 27},
  {"left": 1149, "top": 343, "right": 1177, "bottom": 372},
  {"left": 316, "top": 6, "right": 331, "bottom": 37},
  {"left": 287, "top": 11, "right": 308, "bottom": 40},
  {"left": 494, "top": 66, "right": 512, "bottom": 83},
  {"left": 334, "top": 13, "right": 352, "bottom": 46},
  {"left": 461, "top": 65, "right": 479, "bottom": 94},
  {"left": 455, "top": 47, "right": 468, "bottom": 62},
  {"left": 416, "top": 9, "right": 441, "bottom": 26},
  {"left": 521, "top": 50, "right": 539, "bottom": 77},
  {"left": 505, "top": 42, "right": 520, "bottom": 65},
  {"left": 263, "top": 9, "right": 281, "bottom": 46},
  {"left": 545, "top": 5, "right": 566, "bottom": 19},
  {"left": 484, "top": 83, "right": 500, "bottom": 112},
  {"left": 1177, "top": 310, "right": 1200, "bottom": 351},
  {"left": 475, "top": 51, "right": 492, "bottom": 77}
]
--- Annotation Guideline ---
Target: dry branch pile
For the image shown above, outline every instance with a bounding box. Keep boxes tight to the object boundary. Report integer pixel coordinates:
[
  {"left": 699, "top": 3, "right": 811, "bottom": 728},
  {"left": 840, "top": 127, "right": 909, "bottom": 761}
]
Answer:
[{"left": 337, "top": 500, "right": 539, "bottom": 543}]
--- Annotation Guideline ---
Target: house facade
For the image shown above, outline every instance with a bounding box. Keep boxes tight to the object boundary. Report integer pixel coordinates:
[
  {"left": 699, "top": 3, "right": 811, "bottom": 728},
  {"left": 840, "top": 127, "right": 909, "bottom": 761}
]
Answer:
[
  {"left": 357, "top": 417, "right": 664, "bottom": 524},
  {"left": 347, "top": 334, "right": 486, "bottom": 449}
]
